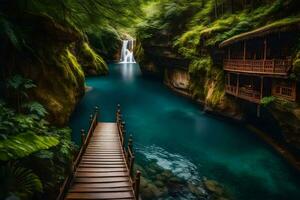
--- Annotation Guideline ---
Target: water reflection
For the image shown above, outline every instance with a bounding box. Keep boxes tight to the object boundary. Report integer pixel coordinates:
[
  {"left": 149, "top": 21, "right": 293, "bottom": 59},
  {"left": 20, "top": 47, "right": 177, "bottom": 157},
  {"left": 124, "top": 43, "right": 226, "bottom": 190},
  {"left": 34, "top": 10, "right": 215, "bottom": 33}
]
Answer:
[{"left": 120, "top": 63, "right": 136, "bottom": 81}]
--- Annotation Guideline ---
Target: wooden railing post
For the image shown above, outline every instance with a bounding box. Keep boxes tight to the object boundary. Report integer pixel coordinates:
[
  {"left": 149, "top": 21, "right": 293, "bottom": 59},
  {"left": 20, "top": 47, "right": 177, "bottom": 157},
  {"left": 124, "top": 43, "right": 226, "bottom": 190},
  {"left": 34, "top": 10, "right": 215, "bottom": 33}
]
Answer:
[
  {"left": 128, "top": 135, "right": 133, "bottom": 154},
  {"left": 81, "top": 129, "right": 86, "bottom": 146},
  {"left": 134, "top": 171, "right": 141, "bottom": 200},
  {"left": 116, "top": 111, "right": 120, "bottom": 123},
  {"left": 89, "top": 114, "right": 93, "bottom": 125},
  {"left": 130, "top": 155, "right": 135, "bottom": 178},
  {"left": 127, "top": 135, "right": 134, "bottom": 177},
  {"left": 121, "top": 121, "right": 126, "bottom": 145},
  {"left": 114, "top": 104, "right": 141, "bottom": 199},
  {"left": 122, "top": 130, "right": 126, "bottom": 147},
  {"left": 95, "top": 106, "right": 99, "bottom": 121},
  {"left": 121, "top": 121, "right": 125, "bottom": 134}
]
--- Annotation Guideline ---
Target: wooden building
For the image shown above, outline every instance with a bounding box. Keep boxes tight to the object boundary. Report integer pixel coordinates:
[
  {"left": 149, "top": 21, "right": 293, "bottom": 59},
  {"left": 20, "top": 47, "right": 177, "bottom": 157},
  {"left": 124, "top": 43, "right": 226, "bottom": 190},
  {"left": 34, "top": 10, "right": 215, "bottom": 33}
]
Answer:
[{"left": 219, "top": 19, "right": 300, "bottom": 104}]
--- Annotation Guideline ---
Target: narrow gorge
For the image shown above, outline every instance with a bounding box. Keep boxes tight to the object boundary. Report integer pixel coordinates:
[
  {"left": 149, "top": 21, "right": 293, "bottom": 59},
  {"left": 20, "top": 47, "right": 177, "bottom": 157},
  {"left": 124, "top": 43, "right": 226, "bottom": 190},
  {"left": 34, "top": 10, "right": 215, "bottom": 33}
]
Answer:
[{"left": 1, "top": 1, "right": 300, "bottom": 200}]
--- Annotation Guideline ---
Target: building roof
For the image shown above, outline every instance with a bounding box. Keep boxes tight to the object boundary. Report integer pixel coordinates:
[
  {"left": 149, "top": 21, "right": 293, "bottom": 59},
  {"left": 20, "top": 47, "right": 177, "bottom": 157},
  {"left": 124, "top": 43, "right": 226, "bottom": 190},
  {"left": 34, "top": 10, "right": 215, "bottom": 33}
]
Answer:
[{"left": 219, "top": 17, "right": 300, "bottom": 47}]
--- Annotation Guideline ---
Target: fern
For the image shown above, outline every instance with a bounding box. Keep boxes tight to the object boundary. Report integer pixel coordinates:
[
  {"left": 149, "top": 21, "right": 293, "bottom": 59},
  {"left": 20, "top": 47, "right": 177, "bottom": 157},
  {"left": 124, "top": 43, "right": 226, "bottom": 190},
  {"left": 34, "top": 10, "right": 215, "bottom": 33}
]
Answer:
[
  {"left": 7, "top": 75, "right": 36, "bottom": 91},
  {"left": 0, "top": 133, "right": 59, "bottom": 161},
  {"left": 22, "top": 102, "right": 48, "bottom": 117},
  {"left": 0, "top": 15, "right": 22, "bottom": 50},
  {"left": 0, "top": 163, "right": 42, "bottom": 199}
]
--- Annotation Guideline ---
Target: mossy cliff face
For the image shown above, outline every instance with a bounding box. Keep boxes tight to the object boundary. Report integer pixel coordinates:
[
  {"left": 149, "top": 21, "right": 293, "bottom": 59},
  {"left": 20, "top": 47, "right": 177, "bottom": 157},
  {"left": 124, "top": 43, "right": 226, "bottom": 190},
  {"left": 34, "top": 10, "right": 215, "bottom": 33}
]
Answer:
[
  {"left": 27, "top": 47, "right": 85, "bottom": 126},
  {"left": 1, "top": 13, "right": 111, "bottom": 125},
  {"left": 2, "top": 14, "right": 86, "bottom": 125},
  {"left": 76, "top": 41, "right": 108, "bottom": 76}
]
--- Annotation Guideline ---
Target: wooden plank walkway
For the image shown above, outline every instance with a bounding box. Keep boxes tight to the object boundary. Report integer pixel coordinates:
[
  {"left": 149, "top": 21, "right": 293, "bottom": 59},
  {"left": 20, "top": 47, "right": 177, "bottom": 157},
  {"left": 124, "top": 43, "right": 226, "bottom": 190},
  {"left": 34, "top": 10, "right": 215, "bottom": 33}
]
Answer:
[{"left": 57, "top": 106, "right": 141, "bottom": 200}]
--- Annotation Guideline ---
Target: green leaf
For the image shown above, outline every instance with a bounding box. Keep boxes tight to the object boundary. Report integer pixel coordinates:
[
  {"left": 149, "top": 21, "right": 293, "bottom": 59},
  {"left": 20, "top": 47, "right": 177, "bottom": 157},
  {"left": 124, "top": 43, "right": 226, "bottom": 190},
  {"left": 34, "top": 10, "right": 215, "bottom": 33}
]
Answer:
[
  {"left": 0, "top": 163, "right": 42, "bottom": 199},
  {"left": 260, "top": 96, "right": 276, "bottom": 107},
  {"left": 22, "top": 102, "right": 48, "bottom": 117},
  {"left": 0, "top": 133, "right": 59, "bottom": 161}
]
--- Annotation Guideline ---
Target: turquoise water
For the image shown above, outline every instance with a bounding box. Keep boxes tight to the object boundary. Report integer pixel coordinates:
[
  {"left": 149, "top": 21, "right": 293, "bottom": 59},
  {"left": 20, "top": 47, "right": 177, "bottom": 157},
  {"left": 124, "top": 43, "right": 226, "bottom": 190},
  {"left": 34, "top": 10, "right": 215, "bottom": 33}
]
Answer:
[{"left": 70, "top": 63, "right": 300, "bottom": 200}]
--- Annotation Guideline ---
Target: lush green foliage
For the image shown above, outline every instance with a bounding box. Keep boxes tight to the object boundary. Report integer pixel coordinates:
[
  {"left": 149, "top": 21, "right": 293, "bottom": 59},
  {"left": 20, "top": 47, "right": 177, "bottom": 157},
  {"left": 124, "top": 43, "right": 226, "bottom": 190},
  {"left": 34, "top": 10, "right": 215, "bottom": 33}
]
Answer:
[
  {"left": 6, "top": 75, "right": 37, "bottom": 111},
  {"left": 136, "top": 0, "right": 300, "bottom": 106},
  {"left": 0, "top": 100, "right": 62, "bottom": 161},
  {"left": 0, "top": 77, "right": 76, "bottom": 199},
  {"left": 78, "top": 42, "right": 108, "bottom": 75},
  {"left": 0, "top": 163, "right": 43, "bottom": 200},
  {"left": 88, "top": 26, "right": 122, "bottom": 60},
  {"left": 0, "top": 133, "right": 59, "bottom": 161},
  {"left": 260, "top": 96, "right": 276, "bottom": 107},
  {"left": 292, "top": 52, "right": 300, "bottom": 80},
  {"left": 0, "top": 100, "right": 76, "bottom": 199}
]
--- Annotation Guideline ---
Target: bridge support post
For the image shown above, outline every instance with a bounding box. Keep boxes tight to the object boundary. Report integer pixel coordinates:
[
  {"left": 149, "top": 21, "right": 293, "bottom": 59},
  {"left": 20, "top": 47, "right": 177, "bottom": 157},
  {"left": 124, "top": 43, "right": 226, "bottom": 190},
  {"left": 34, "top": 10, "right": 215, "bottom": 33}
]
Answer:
[
  {"left": 127, "top": 135, "right": 135, "bottom": 177},
  {"left": 134, "top": 171, "right": 141, "bottom": 200}
]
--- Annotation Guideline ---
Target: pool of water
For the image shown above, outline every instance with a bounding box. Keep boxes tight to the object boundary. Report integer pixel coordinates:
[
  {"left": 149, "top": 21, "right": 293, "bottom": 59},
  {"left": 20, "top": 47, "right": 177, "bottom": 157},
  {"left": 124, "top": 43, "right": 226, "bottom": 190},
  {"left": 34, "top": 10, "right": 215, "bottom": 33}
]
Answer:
[{"left": 70, "top": 63, "right": 300, "bottom": 200}]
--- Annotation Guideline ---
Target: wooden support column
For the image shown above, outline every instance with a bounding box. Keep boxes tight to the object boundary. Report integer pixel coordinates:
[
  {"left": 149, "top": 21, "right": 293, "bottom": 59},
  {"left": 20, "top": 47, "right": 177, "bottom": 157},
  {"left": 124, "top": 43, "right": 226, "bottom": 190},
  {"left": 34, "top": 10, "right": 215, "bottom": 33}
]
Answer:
[
  {"left": 264, "top": 38, "right": 267, "bottom": 60},
  {"left": 243, "top": 41, "right": 247, "bottom": 60},
  {"left": 256, "top": 77, "right": 264, "bottom": 118},
  {"left": 257, "top": 105, "right": 261, "bottom": 118},
  {"left": 263, "top": 38, "right": 267, "bottom": 72},
  {"left": 228, "top": 47, "right": 231, "bottom": 59},
  {"left": 236, "top": 74, "right": 240, "bottom": 96},
  {"left": 260, "top": 76, "right": 264, "bottom": 99},
  {"left": 134, "top": 171, "right": 141, "bottom": 200},
  {"left": 227, "top": 73, "right": 230, "bottom": 85}
]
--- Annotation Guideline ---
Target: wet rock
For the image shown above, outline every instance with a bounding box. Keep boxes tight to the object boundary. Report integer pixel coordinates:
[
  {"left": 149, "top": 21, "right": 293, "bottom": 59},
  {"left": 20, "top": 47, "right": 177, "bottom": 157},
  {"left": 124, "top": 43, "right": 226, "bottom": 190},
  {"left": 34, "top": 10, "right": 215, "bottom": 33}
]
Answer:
[
  {"left": 85, "top": 86, "right": 93, "bottom": 92},
  {"left": 87, "top": 69, "right": 98, "bottom": 76},
  {"left": 203, "top": 178, "right": 230, "bottom": 200},
  {"left": 154, "top": 180, "right": 164, "bottom": 187},
  {"left": 188, "top": 182, "right": 208, "bottom": 199},
  {"left": 140, "top": 177, "right": 167, "bottom": 200},
  {"left": 204, "top": 179, "right": 224, "bottom": 195}
]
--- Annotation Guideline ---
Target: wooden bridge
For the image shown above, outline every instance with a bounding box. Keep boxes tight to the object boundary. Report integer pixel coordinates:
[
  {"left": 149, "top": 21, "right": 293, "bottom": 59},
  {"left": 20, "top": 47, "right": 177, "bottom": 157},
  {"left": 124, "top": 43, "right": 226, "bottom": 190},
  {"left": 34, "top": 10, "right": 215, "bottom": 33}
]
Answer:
[{"left": 57, "top": 105, "right": 141, "bottom": 200}]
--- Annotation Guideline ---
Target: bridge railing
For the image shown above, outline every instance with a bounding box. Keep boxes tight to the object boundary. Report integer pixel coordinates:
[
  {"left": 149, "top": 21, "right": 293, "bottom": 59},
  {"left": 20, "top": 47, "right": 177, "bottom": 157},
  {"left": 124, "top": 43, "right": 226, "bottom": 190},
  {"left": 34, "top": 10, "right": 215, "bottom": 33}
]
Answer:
[
  {"left": 116, "top": 104, "right": 141, "bottom": 200},
  {"left": 56, "top": 106, "right": 99, "bottom": 200}
]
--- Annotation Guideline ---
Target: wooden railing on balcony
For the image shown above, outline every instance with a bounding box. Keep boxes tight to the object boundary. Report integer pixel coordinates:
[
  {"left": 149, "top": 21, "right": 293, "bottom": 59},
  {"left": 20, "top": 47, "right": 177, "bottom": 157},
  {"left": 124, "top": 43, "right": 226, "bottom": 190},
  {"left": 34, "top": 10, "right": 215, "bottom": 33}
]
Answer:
[
  {"left": 272, "top": 84, "right": 296, "bottom": 102},
  {"left": 224, "top": 59, "right": 292, "bottom": 75},
  {"left": 225, "top": 85, "right": 261, "bottom": 103}
]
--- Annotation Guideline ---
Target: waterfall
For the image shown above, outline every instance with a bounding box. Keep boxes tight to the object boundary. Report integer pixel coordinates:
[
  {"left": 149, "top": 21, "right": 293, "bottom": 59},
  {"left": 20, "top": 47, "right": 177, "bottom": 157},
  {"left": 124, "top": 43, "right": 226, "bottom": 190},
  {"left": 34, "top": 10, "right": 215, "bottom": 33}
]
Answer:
[{"left": 120, "top": 40, "right": 136, "bottom": 63}]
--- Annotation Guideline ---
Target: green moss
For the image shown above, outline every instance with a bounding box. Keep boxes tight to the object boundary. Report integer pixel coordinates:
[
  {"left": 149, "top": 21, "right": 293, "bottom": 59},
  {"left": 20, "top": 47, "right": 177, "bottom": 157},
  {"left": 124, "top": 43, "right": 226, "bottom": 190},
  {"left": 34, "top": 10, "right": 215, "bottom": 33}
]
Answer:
[
  {"left": 134, "top": 39, "right": 145, "bottom": 62},
  {"left": 292, "top": 52, "right": 300, "bottom": 80},
  {"left": 202, "top": 67, "right": 224, "bottom": 107},
  {"left": 78, "top": 42, "right": 108, "bottom": 76},
  {"left": 189, "top": 56, "right": 212, "bottom": 75},
  {"left": 260, "top": 96, "right": 276, "bottom": 107},
  {"left": 27, "top": 46, "right": 85, "bottom": 125},
  {"left": 65, "top": 49, "right": 85, "bottom": 86},
  {"left": 174, "top": 0, "right": 296, "bottom": 55},
  {"left": 187, "top": 55, "right": 224, "bottom": 106}
]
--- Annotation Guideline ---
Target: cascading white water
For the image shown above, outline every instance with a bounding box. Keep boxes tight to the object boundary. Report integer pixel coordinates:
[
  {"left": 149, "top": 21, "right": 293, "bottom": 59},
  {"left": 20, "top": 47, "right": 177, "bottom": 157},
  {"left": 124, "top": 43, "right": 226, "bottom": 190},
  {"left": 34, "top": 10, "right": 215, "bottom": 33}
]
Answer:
[{"left": 120, "top": 40, "right": 136, "bottom": 63}]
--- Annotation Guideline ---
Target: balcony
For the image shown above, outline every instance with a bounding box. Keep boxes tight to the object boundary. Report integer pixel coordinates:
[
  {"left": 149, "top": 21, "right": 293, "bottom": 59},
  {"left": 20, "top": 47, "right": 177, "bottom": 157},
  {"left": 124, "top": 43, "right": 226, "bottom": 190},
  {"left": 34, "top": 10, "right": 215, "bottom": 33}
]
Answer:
[
  {"left": 272, "top": 83, "right": 296, "bottom": 102},
  {"left": 225, "top": 85, "right": 261, "bottom": 104},
  {"left": 224, "top": 59, "right": 292, "bottom": 76}
]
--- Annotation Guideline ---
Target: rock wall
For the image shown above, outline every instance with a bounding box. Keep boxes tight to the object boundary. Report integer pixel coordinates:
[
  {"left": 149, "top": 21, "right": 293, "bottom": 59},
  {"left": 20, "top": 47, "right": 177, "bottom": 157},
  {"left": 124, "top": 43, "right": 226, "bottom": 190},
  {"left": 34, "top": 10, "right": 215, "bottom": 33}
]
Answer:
[
  {"left": 0, "top": 14, "right": 105, "bottom": 125},
  {"left": 164, "top": 68, "right": 190, "bottom": 90}
]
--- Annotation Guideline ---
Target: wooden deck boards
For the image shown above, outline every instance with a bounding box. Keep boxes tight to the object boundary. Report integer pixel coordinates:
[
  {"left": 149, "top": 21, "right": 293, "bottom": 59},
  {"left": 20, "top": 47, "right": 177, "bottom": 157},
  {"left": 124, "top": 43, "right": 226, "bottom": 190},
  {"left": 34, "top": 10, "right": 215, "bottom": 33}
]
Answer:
[{"left": 65, "top": 123, "right": 134, "bottom": 200}]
